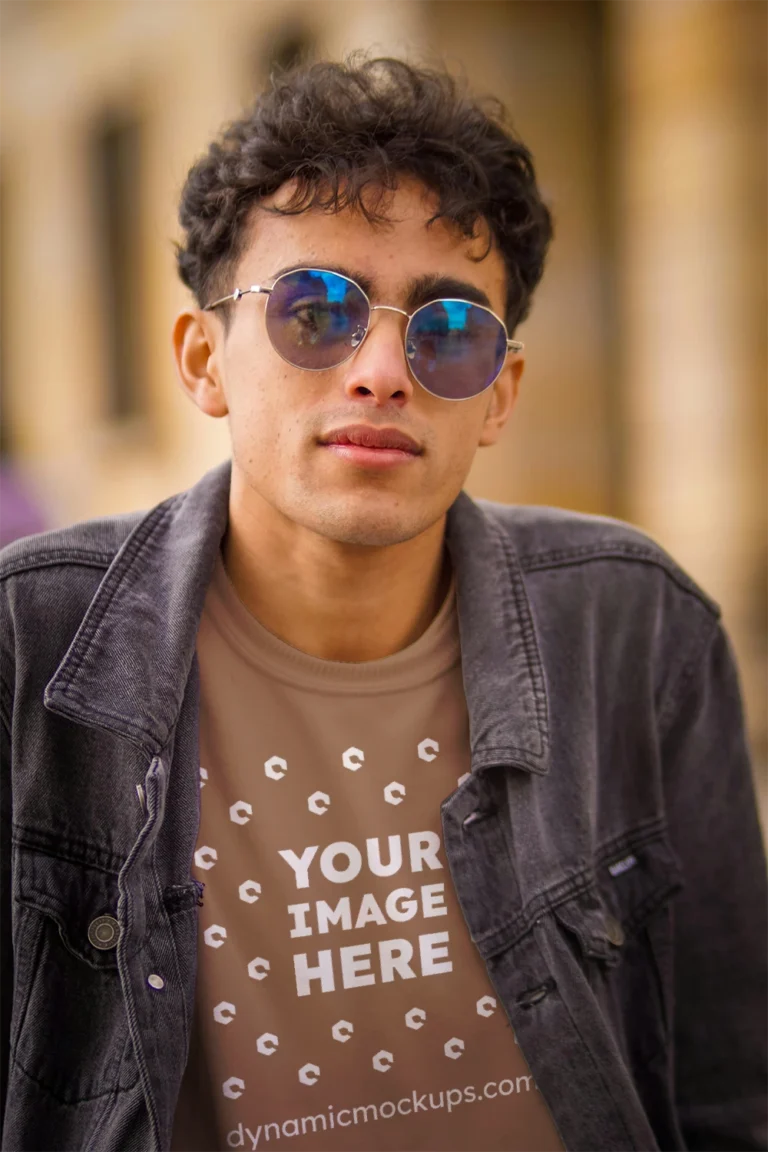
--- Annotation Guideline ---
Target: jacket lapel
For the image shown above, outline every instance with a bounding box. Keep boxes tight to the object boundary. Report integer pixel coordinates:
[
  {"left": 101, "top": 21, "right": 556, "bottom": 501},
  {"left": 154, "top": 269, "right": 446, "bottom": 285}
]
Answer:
[{"left": 45, "top": 464, "right": 550, "bottom": 776}]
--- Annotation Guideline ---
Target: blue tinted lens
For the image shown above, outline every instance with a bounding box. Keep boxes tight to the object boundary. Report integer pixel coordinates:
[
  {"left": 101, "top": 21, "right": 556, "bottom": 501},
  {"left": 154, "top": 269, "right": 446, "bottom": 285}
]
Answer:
[
  {"left": 406, "top": 300, "right": 507, "bottom": 399},
  {"left": 266, "top": 269, "right": 369, "bottom": 369}
]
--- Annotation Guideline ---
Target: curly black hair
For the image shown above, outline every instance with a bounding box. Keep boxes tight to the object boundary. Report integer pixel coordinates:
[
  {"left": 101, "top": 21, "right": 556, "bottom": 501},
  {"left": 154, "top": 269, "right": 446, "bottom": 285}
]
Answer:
[{"left": 176, "top": 56, "right": 553, "bottom": 331}]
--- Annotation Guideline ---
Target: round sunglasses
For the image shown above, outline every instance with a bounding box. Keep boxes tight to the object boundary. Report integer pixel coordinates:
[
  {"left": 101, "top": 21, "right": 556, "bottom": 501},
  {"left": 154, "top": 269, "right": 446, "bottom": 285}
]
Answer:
[{"left": 204, "top": 267, "right": 523, "bottom": 402}]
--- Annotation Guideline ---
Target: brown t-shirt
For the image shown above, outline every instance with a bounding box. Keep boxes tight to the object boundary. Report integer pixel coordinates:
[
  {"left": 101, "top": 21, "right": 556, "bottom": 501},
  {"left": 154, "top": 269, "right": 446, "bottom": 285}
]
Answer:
[{"left": 171, "top": 555, "right": 563, "bottom": 1152}]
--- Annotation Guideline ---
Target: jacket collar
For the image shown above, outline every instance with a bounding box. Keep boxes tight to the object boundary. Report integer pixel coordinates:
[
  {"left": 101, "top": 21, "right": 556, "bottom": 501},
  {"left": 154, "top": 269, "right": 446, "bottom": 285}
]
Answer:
[{"left": 45, "top": 460, "right": 550, "bottom": 774}]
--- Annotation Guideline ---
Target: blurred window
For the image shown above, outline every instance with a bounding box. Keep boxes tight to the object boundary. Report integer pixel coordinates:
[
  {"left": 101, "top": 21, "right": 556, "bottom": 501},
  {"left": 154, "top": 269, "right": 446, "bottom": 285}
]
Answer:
[{"left": 91, "top": 113, "right": 145, "bottom": 423}]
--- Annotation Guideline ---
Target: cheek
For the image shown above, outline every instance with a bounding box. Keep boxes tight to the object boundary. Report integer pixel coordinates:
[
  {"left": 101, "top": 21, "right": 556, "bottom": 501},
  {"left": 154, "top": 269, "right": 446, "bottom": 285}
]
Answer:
[
  {"left": 223, "top": 344, "right": 281, "bottom": 430},
  {"left": 435, "top": 409, "right": 487, "bottom": 473},
  {"left": 225, "top": 363, "right": 312, "bottom": 475},
  {"left": 224, "top": 381, "right": 277, "bottom": 479}
]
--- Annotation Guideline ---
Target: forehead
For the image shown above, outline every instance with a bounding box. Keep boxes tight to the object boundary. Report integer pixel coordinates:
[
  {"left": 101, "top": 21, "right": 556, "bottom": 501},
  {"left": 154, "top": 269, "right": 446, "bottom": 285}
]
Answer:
[{"left": 235, "top": 177, "right": 508, "bottom": 313}]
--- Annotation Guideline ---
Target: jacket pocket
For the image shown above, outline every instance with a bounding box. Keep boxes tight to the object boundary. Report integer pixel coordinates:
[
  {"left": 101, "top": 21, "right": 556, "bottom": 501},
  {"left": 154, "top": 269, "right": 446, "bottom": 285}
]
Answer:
[
  {"left": 552, "top": 827, "right": 683, "bottom": 1059},
  {"left": 10, "top": 845, "right": 140, "bottom": 1104}
]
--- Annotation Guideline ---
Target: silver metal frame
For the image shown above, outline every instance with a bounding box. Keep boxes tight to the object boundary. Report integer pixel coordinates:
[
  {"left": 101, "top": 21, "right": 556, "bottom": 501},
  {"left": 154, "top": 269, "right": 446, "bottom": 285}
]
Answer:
[{"left": 204, "top": 267, "right": 524, "bottom": 401}]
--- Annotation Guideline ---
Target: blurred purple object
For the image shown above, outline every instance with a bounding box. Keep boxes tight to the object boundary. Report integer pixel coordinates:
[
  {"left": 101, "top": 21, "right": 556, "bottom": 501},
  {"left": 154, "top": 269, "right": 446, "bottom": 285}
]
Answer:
[{"left": 0, "top": 464, "right": 48, "bottom": 547}]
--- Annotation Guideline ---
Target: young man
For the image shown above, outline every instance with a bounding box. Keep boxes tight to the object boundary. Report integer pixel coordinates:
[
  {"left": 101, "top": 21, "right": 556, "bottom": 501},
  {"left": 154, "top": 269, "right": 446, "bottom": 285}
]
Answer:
[{"left": 1, "top": 58, "right": 765, "bottom": 1152}]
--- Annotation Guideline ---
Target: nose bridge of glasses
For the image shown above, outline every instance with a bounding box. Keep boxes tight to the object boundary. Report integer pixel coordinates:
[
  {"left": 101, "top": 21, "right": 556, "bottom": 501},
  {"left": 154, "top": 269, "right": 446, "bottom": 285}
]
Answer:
[
  {"left": 369, "top": 303, "right": 410, "bottom": 321},
  {"left": 363, "top": 304, "right": 411, "bottom": 350},
  {"left": 352, "top": 303, "right": 413, "bottom": 378}
]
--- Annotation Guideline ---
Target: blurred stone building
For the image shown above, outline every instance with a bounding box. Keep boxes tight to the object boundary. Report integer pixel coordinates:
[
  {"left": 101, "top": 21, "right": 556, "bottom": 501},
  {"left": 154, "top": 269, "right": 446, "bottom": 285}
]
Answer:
[{"left": 1, "top": 0, "right": 766, "bottom": 790}]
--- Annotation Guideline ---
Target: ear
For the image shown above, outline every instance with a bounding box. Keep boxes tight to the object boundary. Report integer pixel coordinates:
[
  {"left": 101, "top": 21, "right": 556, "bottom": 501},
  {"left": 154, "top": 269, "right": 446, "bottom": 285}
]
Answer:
[
  {"left": 172, "top": 309, "right": 229, "bottom": 418},
  {"left": 477, "top": 356, "right": 523, "bottom": 447}
]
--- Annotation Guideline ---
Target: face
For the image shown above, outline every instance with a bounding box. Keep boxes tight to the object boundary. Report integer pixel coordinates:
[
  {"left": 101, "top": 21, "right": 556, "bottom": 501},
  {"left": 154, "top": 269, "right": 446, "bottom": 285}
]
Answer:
[{"left": 174, "top": 178, "right": 522, "bottom": 549}]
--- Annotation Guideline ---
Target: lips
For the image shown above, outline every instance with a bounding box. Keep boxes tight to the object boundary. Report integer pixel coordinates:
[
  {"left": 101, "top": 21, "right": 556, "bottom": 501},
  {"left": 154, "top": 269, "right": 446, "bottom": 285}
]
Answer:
[{"left": 320, "top": 424, "right": 422, "bottom": 454}]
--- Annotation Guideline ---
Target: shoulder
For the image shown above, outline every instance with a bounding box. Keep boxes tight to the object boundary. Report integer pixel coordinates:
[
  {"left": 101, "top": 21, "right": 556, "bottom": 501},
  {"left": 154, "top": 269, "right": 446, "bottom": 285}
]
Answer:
[
  {"left": 476, "top": 499, "right": 725, "bottom": 736},
  {"left": 0, "top": 512, "right": 147, "bottom": 683},
  {"left": 476, "top": 498, "right": 720, "bottom": 619},
  {"left": 0, "top": 510, "right": 144, "bottom": 582}
]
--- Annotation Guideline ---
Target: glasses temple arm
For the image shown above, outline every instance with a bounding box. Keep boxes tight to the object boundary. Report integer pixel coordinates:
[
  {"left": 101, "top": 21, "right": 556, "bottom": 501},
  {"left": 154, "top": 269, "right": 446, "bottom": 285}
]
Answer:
[{"left": 203, "top": 285, "right": 272, "bottom": 312}]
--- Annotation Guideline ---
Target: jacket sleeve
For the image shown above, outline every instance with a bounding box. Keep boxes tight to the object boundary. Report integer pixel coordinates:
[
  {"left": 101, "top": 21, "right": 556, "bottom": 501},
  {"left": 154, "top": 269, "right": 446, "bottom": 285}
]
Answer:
[
  {"left": 660, "top": 619, "right": 767, "bottom": 1150},
  {"left": 0, "top": 686, "right": 11, "bottom": 1122}
]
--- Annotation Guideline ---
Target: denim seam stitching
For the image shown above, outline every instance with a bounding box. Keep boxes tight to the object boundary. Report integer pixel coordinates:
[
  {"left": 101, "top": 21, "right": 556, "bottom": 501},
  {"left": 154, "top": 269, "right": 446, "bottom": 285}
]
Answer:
[
  {"left": 472, "top": 741, "right": 550, "bottom": 769},
  {"left": 0, "top": 672, "right": 13, "bottom": 735},
  {"left": 150, "top": 836, "right": 191, "bottom": 1051},
  {"left": 519, "top": 547, "right": 720, "bottom": 615},
  {"left": 84, "top": 1034, "right": 137, "bottom": 1152},
  {"left": 84, "top": 1027, "right": 142, "bottom": 1142},
  {"left": 54, "top": 503, "right": 174, "bottom": 699},
  {"left": 8, "top": 906, "right": 44, "bottom": 1060},
  {"left": 13, "top": 829, "right": 127, "bottom": 874},
  {"left": 14, "top": 897, "right": 148, "bottom": 966},
  {"left": 116, "top": 757, "right": 164, "bottom": 1149},
  {"left": 476, "top": 869, "right": 595, "bottom": 954},
  {"left": 476, "top": 819, "right": 676, "bottom": 955},
  {"left": 0, "top": 550, "right": 116, "bottom": 581},
  {"left": 42, "top": 683, "right": 160, "bottom": 748},
  {"left": 532, "top": 925, "right": 637, "bottom": 1147},
  {"left": 594, "top": 815, "right": 670, "bottom": 865},
  {"left": 12, "top": 1050, "right": 128, "bottom": 1104},
  {"left": 488, "top": 518, "right": 549, "bottom": 756}
]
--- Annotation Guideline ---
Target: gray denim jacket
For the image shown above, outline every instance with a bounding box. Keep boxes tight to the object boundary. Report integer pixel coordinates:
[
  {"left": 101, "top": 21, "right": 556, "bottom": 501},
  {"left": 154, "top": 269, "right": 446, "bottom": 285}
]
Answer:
[{"left": 1, "top": 460, "right": 766, "bottom": 1152}]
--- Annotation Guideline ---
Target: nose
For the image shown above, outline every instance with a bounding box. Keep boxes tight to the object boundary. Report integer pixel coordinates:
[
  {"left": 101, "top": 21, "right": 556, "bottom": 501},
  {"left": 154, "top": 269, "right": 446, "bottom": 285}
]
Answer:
[{"left": 341, "top": 307, "right": 415, "bottom": 407}]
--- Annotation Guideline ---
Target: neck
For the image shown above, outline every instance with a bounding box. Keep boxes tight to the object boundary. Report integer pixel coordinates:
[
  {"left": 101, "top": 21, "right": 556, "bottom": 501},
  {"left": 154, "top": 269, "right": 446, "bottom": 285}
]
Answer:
[{"left": 222, "top": 491, "right": 452, "bottom": 664}]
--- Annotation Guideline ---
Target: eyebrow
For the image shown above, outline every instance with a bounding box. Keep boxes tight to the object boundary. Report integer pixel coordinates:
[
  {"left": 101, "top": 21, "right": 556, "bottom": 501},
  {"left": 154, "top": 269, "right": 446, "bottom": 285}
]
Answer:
[
  {"left": 405, "top": 273, "right": 494, "bottom": 313},
  {"left": 268, "top": 263, "right": 495, "bottom": 313}
]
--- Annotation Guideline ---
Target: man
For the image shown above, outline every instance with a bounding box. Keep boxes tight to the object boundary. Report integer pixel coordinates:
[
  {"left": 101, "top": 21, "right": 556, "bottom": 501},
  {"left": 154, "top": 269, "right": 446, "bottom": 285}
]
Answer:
[{"left": 1, "top": 57, "right": 765, "bottom": 1152}]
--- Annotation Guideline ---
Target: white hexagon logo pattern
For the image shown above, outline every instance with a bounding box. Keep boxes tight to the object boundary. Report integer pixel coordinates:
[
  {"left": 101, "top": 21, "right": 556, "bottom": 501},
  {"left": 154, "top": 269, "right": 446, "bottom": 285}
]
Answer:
[
  {"left": 418, "top": 738, "right": 440, "bottom": 762},
  {"left": 405, "top": 1007, "right": 427, "bottom": 1030},
  {"left": 222, "top": 1076, "right": 245, "bottom": 1099},
  {"left": 195, "top": 846, "right": 217, "bottom": 870},
  {"left": 239, "top": 879, "right": 262, "bottom": 904},
  {"left": 298, "top": 1063, "right": 320, "bottom": 1086},
  {"left": 372, "top": 1050, "right": 394, "bottom": 1072},
  {"left": 476, "top": 995, "right": 497, "bottom": 1018},
  {"left": 247, "top": 957, "right": 270, "bottom": 981},
  {"left": 384, "top": 781, "right": 405, "bottom": 806},
  {"left": 229, "top": 800, "right": 252, "bottom": 825},
  {"left": 331, "top": 1020, "right": 354, "bottom": 1043},
  {"left": 213, "top": 1001, "right": 236, "bottom": 1025},
  {"left": 308, "top": 791, "right": 331, "bottom": 816},
  {"left": 264, "top": 755, "right": 288, "bottom": 781},
  {"left": 342, "top": 746, "right": 365, "bottom": 772},
  {"left": 204, "top": 925, "right": 227, "bottom": 949},
  {"left": 256, "top": 1032, "right": 279, "bottom": 1056},
  {"left": 199, "top": 766, "right": 208, "bottom": 789},
  {"left": 444, "top": 1037, "right": 465, "bottom": 1059}
]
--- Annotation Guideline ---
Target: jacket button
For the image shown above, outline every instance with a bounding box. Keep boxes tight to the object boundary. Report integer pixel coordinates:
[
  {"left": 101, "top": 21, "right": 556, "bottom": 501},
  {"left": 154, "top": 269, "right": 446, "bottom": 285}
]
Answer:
[
  {"left": 88, "top": 915, "right": 120, "bottom": 950},
  {"left": 605, "top": 914, "right": 625, "bottom": 947}
]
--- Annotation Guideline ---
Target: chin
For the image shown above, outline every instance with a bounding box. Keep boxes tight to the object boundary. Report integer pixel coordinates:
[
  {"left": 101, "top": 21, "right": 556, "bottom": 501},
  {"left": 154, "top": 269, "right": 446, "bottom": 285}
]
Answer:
[
  {"left": 306, "top": 502, "right": 433, "bottom": 549},
  {"left": 321, "top": 518, "right": 424, "bottom": 549}
]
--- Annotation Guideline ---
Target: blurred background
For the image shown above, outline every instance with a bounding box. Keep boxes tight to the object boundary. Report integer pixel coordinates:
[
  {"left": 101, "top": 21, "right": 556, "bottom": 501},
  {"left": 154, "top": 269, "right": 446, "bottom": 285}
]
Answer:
[{"left": 0, "top": 0, "right": 766, "bottom": 817}]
